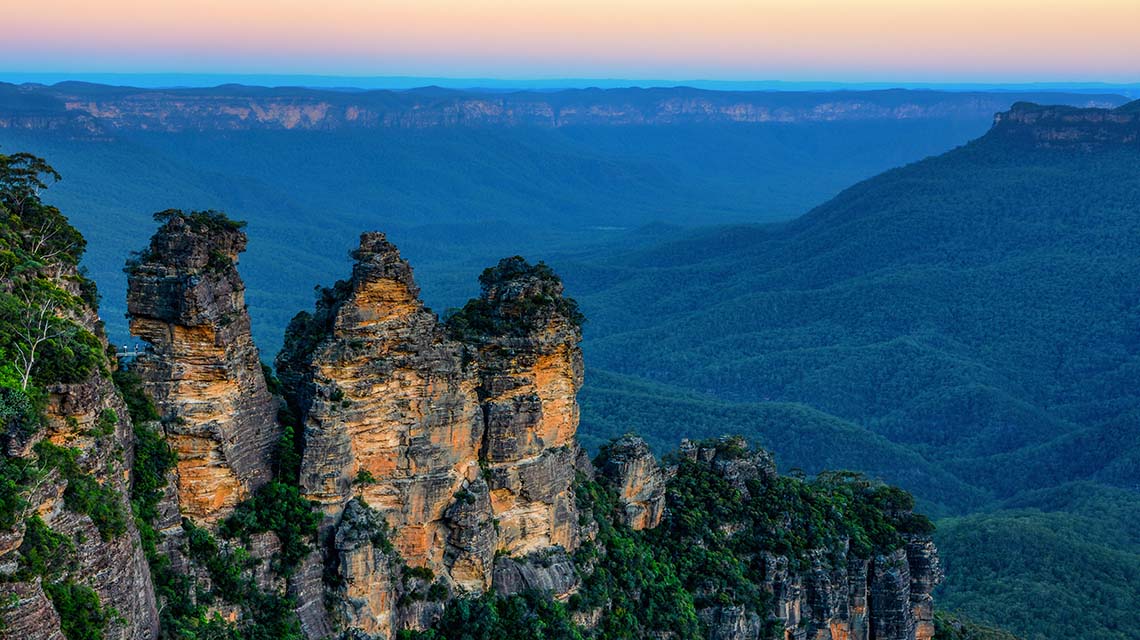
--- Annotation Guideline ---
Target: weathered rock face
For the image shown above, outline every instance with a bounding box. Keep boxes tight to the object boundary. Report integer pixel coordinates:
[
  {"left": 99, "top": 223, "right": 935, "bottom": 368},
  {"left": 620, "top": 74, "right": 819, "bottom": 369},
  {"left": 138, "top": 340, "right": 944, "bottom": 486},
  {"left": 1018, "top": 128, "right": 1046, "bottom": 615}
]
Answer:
[
  {"left": 491, "top": 547, "right": 579, "bottom": 600},
  {"left": 287, "top": 233, "right": 483, "bottom": 564},
  {"left": 905, "top": 537, "right": 943, "bottom": 640},
  {"left": 126, "top": 212, "right": 280, "bottom": 524},
  {"left": 597, "top": 435, "right": 666, "bottom": 530},
  {"left": 646, "top": 437, "right": 942, "bottom": 640},
  {"left": 327, "top": 498, "right": 400, "bottom": 636},
  {"left": 8, "top": 375, "right": 161, "bottom": 640},
  {"left": 465, "top": 257, "right": 585, "bottom": 559},
  {"left": 0, "top": 263, "right": 159, "bottom": 639},
  {"left": 0, "top": 581, "right": 65, "bottom": 640},
  {"left": 277, "top": 239, "right": 587, "bottom": 638},
  {"left": 990, "top": 100, "right": 1140, "bottom": 150}
]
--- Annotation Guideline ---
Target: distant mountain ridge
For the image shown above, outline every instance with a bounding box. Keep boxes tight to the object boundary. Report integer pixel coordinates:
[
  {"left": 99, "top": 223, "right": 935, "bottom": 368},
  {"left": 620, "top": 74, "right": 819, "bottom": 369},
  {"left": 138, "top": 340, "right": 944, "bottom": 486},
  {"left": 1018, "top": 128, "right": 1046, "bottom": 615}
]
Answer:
[{"left": 0, "top": 82, "right": 1128, "bottom": 133}]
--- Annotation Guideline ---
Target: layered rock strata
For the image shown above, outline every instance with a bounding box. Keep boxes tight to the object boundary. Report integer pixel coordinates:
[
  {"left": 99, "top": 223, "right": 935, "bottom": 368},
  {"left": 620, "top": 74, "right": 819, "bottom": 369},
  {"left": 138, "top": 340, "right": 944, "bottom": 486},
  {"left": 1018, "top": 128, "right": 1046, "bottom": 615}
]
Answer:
[
  {"left": 596, "top": 434, "right": 666, "bottom": 530},
  {"left": 991, "top": 100, "right": 1140, "bottom": 150},
  {"left": 126, "top": 212, "right": 280, "bottom": 524},
  {"left": 277, "top": 236, "right": 585, "bottom": 637},
  {"left": 0, "top": 270, "right": 160, "bottom": 639}
]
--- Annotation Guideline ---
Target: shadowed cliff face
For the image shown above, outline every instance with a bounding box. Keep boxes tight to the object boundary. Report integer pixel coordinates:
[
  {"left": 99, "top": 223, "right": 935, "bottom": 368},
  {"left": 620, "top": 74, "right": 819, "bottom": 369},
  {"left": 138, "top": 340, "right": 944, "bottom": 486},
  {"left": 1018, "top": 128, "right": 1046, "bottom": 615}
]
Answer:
[
  {"left": 988, "top": 99, "right": 1140, "bottom": 150},
  {"left": 126, "top": 211, "right": 280, "bottom": 523},
  {"left": 0, "top": 265, "right": 159, "bottom": 639},
  {"left": 638, "top": 437, "right": 942, "bottom": 640}
]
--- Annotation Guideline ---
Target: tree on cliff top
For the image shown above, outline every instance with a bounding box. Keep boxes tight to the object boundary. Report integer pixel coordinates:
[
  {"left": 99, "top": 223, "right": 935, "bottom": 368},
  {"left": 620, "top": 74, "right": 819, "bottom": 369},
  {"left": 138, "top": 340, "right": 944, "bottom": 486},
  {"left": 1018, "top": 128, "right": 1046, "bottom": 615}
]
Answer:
[
  {"left": 152, "top": 208, "right": 246, "bottom": 232},
  {"left": 446, "top": 255, "right": 584, "bottom": 341}
]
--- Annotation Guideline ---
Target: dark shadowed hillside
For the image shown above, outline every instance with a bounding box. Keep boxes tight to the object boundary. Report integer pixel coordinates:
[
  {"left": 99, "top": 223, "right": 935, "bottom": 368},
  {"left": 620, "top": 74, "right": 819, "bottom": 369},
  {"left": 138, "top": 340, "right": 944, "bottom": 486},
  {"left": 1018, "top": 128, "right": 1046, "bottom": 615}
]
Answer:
[
  {"left": 568, "top": 100, "right": 1140, "bottom": 640},
  {"left": 574, "top": 100, "right": 1140, "bottom": 498}
]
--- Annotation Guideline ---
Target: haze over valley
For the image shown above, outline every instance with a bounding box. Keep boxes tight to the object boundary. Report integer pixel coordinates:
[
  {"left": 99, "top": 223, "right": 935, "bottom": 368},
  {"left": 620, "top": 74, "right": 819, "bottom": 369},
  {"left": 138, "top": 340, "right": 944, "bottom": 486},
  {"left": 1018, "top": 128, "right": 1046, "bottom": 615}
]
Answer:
[{"left": 2, "top": 2, "right": 1139, "bottom": 639}]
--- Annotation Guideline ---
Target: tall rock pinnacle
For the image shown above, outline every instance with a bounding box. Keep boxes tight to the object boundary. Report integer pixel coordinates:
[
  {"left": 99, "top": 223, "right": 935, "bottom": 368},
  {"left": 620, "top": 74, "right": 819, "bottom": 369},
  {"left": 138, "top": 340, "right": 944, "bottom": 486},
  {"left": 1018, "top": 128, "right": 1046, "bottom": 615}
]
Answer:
[{"left": 126, "top": 210, "right": 280, "bottom": 523}]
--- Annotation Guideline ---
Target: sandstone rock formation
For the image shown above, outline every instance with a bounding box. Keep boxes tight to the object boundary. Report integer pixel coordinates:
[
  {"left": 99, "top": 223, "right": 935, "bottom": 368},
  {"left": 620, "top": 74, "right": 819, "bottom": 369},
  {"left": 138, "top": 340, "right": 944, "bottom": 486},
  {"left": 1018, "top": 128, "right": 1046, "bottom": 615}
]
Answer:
[
  {"left": 277, "top": 236, "right": 585, "bottom": 637},
  {"left": 991, "top": 100, "right": 1140, "bottom": 150},
  {"left": 281, "top": 233, "right": 483, "bottom": 561},
  {"left": 463, "top": 256, "right": 584, "bottom": 560},
  {"left": 0, "top": 276, "right": 159, "bottom": 639},
  {"left": 126, "top": 211, "right": 280, "bottom": 523},
  {"left": 597, "top": 435, "right": 666, "bottom": 530},
  {"left": 0, "top": 217, "right": 945, "bottom": 640},
  {"left": 657, "top": 437, "right": 943, "bottom": 640}
]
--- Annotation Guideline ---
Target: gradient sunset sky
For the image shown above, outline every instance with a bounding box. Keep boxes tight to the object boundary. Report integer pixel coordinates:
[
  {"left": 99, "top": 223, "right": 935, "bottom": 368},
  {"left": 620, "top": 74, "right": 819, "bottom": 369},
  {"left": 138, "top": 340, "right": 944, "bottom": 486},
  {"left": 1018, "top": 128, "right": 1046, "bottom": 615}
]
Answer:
[{"left": 2, "top": 0, "right": 1138, "bottom": 81}]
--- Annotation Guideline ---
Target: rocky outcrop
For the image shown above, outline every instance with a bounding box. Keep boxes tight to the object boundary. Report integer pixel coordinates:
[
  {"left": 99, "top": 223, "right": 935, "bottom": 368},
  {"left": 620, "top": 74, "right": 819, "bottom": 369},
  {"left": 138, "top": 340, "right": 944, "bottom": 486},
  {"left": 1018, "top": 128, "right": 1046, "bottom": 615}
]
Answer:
[
  {"left": 0, "top": 581, "right": 65, "bottom": 640},
  {"left": 327, "top": 498, "right": 400, "bottom": 636},
  {"left": 906, "top": 537, "right": 943, "bottom": 640},
  {"left": 643, "top": 436, "right": 942, "bottom": 640},
  {"left": 0, "top": 282, "right": 159, "bottom": 638},
  {"left": 278, "top": 237, "right": 585, "bottom": 638},
  {"left": 126, "top": 211, "right": 280, "bottom": 524},
  {"left": 597, "top": 435, "right": 666, "bottom": 530},
  {"left": 285, "top": 233, "right": 483, "bottom": 567},
  {"left": 990, "top": 100, "right": 1140, "bottom": 150},
  {"left": 491, "top": 548, "right": 579, "bottom": 600},
  {"left": 2, "top": 216, "right": 946, "bottom": 640},
  {"left": 463, "top": 257, "right": 585, "bottom": 560}
]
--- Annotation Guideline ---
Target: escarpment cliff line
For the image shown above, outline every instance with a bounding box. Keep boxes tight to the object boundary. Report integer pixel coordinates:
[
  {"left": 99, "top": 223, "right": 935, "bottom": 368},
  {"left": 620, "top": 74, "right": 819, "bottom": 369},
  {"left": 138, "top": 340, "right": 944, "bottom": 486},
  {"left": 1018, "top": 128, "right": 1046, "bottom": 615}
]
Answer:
[
  {"left": 0, "top": 82, "right": 1127, "bottom": 133},
  {"left": 989, "top": 99, "right": 1140, "bottom": 149},
  {"left": 126, "top": 210, "right": 280, "bottom": 523}
]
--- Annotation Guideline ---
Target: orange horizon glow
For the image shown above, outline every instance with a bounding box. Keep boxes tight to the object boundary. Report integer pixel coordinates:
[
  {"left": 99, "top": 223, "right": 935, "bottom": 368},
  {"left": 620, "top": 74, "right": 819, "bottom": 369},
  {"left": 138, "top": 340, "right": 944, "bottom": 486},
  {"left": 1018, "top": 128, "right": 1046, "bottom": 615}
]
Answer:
[{"left": 2, "top": 0, "right": 1138, "bottom": 81}]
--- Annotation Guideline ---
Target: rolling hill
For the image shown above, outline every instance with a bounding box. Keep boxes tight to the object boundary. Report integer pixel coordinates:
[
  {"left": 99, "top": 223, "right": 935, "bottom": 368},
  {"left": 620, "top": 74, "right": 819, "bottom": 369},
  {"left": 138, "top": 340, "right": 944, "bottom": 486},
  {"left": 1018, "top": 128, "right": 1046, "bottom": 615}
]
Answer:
[{"left": 566, "top": 100, "right": 1140, "bottom": 639}]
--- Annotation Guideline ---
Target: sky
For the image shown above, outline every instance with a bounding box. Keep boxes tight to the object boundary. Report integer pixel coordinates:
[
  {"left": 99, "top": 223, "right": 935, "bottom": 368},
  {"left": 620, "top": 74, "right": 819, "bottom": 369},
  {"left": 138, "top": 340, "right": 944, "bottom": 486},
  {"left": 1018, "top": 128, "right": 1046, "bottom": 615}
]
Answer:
[{"left": 2, "top": 0, "right": 1139, "bottom": 83}]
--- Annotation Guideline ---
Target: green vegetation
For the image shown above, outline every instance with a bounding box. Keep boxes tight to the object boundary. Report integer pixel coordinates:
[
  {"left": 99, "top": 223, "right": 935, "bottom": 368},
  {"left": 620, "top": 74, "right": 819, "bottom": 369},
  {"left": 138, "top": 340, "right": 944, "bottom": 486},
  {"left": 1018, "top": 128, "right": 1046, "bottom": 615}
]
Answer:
[
  {"left": 400, "top": 590, "right": 585, "bottom": 640},
  {"left": 219, "top": 481, "right": 323, "bottom": 574},
  {"left": 577, "top": 141, "right": 1140, "bottom": 504},
  {"left": 16, "top": 514, "right": 77, "bottom": 581},
  {"left": 43, "top": 581, "right": 112, "bottom": 640},
  {"left": 0, "top": 151, "right": 104, "bottom": 409},
  {"left": 33, "top": 441, "right": 127, "bottom": 541},
  {"left": 0, "top": 150, "right": 118, "bottom": 640},
  {"left": 567, "top": 135, "right": 1140, "bottom": 637},
  {"left": 933, "top": 611, "right": 1022, "bottom": 640},
  {"left": 2, "top": 101, "right": 1135, "bottom": 638},
  {"left": 571, "top": 474, "right": 701, "bottom": 639},
  {"left": 182, "top": 521, "right": 305, "bottom": 640},
  {"left": 0, "top": 453, "right": 36, "bottom": 529},
  {"left": 445, "top": 256, "right": 584, "bottom": 343},
  {"left": 0, "top": 151, "right": 109, "bottom": 535},
  {"left": 935, "top": 484, "right": 1140, "bottom": 640},
  {"left": 92, "top": 408, "right": 117, "bottom": 437},
  {"left": 13, "top": 515, "right": 106, "bottom": 640},
  {"left": 414, "top": 437, "right": 930, "bottom": 639},
  {"left": 152, "top": 208, "right": 246, "bottom": 232}
]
